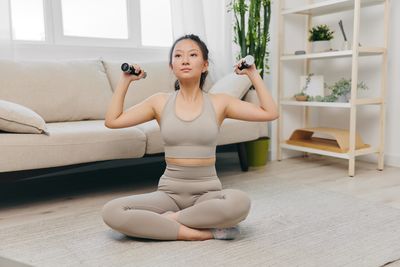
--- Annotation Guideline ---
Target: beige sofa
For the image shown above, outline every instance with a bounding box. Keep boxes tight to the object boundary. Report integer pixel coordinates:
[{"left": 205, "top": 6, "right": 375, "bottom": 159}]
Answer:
[{"left": 0, "top": 59, "right": 268, "bottom": 177}]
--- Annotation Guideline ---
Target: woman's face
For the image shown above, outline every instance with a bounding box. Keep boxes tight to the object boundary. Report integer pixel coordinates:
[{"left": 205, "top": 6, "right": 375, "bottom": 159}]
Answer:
[{"left": 170, "top": 39, "right": 208, "bottom": 83}]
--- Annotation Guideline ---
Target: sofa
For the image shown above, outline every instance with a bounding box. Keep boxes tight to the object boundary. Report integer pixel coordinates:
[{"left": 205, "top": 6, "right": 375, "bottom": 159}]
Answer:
[{"left": 0, "top": 58, "right": 268, "bottom": 179}]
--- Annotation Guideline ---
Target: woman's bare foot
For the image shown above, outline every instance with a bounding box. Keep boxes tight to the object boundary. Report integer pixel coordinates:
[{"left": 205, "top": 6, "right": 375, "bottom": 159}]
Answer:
[
  {"left": 177, "top": 223, "right": 213, "bottom": 241},
  {"left": 161, "top": 211, "right": 213, "bottom": 241}
]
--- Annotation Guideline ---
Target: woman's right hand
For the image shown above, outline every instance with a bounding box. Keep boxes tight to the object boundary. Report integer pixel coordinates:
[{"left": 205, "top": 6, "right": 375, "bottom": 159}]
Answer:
[{"left": 121, "top": 64, "right": 146, "bottom": 83}]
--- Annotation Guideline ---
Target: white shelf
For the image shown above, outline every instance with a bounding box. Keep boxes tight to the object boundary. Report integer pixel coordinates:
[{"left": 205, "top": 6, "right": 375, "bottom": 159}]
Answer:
[
  {"left": 280, "top": 143, "right": 379, "bottom": 159},
  {"left": 281, "top": 0, "right": 384, "bottom": 16},
  {"left": 281, "top": 47, "right": 385, "bottom": 61},
  {"left": 280, "top": 98, "right": 383, "bottom": 107},
  {"left": 354, "top": 98, "right": 383, "bottom": 105},
  {"left": 281, "top": 143, "right": 350, "bottom": 159},
  {"left": 277, "top": 0, "right": 388, "bottom": 176},
  {"left": 354, "top": 146, "right": 380, "bottom": 156},
  {"left": 281, "top": 99, "right": 351, "bottom": 108}
]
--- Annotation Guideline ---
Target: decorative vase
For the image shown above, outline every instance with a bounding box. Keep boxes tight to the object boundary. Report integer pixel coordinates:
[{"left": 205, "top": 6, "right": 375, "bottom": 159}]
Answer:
[
  {"left": 312, "top": 40, "right": 331, "bottom": 53},
  {"left": 337, "top": 92, "right": 351, "bottom": 102}
]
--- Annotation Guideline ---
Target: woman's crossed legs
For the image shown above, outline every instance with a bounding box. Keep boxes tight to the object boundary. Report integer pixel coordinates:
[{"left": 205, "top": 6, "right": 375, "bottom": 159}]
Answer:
[{"left": 101, "top": 188, "right": 251, "bottom": 241}]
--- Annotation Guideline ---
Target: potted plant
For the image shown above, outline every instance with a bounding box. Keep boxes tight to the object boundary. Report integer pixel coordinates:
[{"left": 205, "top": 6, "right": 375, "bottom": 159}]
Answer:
[
  {"left": 309, "top": 24, "right": 334, "bottom": 52},
  {"left": 307, "top": 78, "right": 368, "bottom": 102},
  {"left": 294, "top": 73, "right": 314, "bottom": 101},
  {"left": 294, "top": 91, "right": 308, "bottom": 101},
  {"left": 329, "top": 78, "right": 368, "bottom": 102},
  {"left": 228, "top": 0, "right": 272, "bottom": 167}
]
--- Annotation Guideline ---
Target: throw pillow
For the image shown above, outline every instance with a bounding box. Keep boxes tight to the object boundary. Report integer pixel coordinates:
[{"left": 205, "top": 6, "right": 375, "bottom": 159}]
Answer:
[
  {"left": 208, "top": 73, "right": 252, "bottom": 99},
  {"left": 0, "top": 100, "right": 49, "bottom": 134}
]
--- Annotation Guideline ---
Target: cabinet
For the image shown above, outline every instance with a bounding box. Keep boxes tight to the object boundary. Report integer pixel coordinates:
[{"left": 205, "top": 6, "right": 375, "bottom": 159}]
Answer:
[{"left": 276, "top": 0, "right": 389, "bottom": 177}]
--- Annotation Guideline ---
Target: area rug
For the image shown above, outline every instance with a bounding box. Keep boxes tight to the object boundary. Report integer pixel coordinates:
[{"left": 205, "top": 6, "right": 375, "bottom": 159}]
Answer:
[{"left": 1, "top": 178, "right": 400, "bottom": 267}]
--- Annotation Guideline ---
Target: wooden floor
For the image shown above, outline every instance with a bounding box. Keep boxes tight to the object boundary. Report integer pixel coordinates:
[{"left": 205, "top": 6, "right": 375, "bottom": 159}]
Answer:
[
  {"left": 0, "top": 153, "right": 400, "bottom": 266},
  {"left": 1, "top": 153, "right": 400, "bottom": 224}
]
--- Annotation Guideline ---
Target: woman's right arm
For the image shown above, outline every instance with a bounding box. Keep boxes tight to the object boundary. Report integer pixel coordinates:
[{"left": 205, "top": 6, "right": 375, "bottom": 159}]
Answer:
[{"left": 104, "top": 66, "right": 155, "bottom": 129}]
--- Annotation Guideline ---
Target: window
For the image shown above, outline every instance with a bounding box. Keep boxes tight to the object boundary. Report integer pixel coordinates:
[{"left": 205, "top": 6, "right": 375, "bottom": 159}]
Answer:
[
  {"left": 61, "top": 0, "right": 128, "bottom": 39},
  {"left": 9, "top": 0, "right": 173, "bottom": 47},
  {"left": 10, "top": 0, "right": 45, "bottom": 41},
  {"left": 140, "top": 0, "right": 172, "bottom": 47}
]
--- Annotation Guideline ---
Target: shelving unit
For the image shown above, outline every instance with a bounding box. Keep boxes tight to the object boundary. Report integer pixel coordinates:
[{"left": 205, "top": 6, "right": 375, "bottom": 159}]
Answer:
[{"left": 276, "top": 0, "right": 389, "bottom": 177}]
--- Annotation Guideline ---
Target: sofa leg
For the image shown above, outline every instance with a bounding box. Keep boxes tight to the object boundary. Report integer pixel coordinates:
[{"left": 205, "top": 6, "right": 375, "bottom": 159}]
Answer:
[{"left": 236, "top": 143, "right": 248, "bottom": 172}]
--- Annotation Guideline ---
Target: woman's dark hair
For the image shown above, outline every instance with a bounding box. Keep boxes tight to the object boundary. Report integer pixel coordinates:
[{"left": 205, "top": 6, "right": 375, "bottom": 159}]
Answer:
[{"left": 169, "top": 34, "right": 209, "bottom": 91}]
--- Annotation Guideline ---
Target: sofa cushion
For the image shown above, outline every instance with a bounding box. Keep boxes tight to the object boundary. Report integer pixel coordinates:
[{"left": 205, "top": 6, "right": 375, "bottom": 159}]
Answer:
[
  {"left": 217, "top": 118, "right": 268, "bottom": 146},
  {"left": 0, "top": 120, "right": 146, "bottom": 172},
  {"left": 102, "top": 60, "right": 176, "bottom": 110},
  {"left": 0, "top": 59, "right": 113, "bottom": 123},
  {"left": 208, "top": 72, "right": 251, "bottom": 99},
  {"left": 0, "top": 100, "right": 48, "bottom": 134},
  {"left": 136, "top": 120, "right": 164, "bottom": 155}
]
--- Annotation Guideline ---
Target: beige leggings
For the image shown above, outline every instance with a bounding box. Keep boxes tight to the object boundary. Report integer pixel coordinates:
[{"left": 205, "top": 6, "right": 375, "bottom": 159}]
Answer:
[{"left": 102, "top": 164, "right": 251, "bottom": 240}]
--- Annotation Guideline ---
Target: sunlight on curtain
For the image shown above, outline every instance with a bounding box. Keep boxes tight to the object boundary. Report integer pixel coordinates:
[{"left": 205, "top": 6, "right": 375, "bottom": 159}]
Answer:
[
  {"left": 140, "top": 0, "right": 173, "bottom": 47},
  {"left": 170, "top": 0, "right": 233, "bottom": 81}
]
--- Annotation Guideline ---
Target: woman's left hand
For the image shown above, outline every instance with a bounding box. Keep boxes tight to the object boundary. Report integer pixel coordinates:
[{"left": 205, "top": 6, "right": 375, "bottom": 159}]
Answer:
[{"left": 233, "top": 58, "right": 258, "bottom": 77}]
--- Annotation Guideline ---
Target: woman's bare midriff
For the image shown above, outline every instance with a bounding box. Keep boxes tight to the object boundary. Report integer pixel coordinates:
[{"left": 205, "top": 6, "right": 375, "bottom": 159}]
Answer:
[{"left": 165, "top": 157, "right": 216, "bottom": 166}]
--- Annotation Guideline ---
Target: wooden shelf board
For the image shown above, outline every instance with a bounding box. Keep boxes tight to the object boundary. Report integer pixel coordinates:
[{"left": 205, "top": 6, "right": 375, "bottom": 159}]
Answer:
[
  {"left": 355, "top": 97, "right": 383, "bottom": 105},
  {"left": 286, "top": 138, "right": 370, "bottom": 153},
  {"left": 280, "top": 98, "right": 383, "bottom": 107},
  {"left": 280, "top": 143, "right": 350, "bottom": 159},
  {"left": 280, "top": 99, "right": 351, "bottom": 108},
  {"left": 281, "top": 0, "right": 384, "bottom": 16},
  {"left": 280, "top": 143, "right": 378, "bottom": 159},
  {"left": 281, "top": 47, "right": 385, "bottom": 61},
  {"left": 354, "top": 147, "right": 379, "bottom": 156}
]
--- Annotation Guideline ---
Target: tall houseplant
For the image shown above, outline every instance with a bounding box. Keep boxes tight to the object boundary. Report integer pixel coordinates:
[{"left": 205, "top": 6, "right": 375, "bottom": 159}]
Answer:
[
  {"left": 228, "top": 0, "right": 271, "bottom": 78},
  {"left": 228, "top": 0, "right": 272, "bottom": 168}
]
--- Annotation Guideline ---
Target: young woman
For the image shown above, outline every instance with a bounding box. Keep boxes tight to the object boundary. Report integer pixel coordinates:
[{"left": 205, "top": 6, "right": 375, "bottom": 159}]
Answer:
[{"left": 102, "top": 34, "right": 278, "bottom": 241}]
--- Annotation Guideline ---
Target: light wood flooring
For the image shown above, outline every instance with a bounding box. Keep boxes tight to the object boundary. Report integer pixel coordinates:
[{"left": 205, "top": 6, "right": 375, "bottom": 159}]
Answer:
[{"left": 0, "top": 153, "right": 399, "bottom": 266}]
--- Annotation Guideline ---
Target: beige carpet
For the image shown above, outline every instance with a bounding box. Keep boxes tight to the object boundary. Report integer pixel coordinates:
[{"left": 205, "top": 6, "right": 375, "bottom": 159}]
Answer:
[{"left": 1, "top": 175, "right": 400, "bottom": 267}]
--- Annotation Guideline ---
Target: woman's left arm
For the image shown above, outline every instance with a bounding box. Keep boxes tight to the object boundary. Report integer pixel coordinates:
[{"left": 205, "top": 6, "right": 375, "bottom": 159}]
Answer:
[{"left": 224, "top": 62, "right": 279, "bottom": 122}]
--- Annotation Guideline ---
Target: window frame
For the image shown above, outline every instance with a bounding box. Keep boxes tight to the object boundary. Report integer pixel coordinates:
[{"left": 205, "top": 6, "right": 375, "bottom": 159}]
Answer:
[{"left": 11, "top": 0, "right": 171, "bottom": 49}]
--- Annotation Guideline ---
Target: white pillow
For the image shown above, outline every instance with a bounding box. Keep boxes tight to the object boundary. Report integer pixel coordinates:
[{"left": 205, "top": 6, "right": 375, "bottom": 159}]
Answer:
[
  {"left": 208, "top": 73, "right": 252, "bottom": 99},
  {"left": 0, "top": 100, "right": 49, "bottom": 134}
]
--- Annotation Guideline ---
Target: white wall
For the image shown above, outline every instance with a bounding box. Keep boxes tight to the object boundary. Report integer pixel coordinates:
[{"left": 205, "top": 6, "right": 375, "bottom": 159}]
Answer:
[{"left": 272, "top": 0, "right": 400, "bottom": 167}]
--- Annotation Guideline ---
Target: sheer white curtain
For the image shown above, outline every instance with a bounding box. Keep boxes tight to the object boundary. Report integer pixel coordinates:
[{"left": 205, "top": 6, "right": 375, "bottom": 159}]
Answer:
[
  {"left": 170, "top": 0, "right": 233, "bottom": 81},
  {"left": 0, "top": 0, "right": 14, "bottom": 59}
]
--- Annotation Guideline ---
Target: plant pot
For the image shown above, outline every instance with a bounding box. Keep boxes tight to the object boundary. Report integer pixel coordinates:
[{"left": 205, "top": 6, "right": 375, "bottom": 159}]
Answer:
[
  {"left": 295, "top": 95, "right": 308, "bottom": 101},
  {"left": 311, "top": 40, "right": 331, "bottom": 53},
  {"left": 245, "top": 137, "right": 270, "bottom": 167},
  {"left": 336, "top": 92, "right": 350, "bottom": 102}
]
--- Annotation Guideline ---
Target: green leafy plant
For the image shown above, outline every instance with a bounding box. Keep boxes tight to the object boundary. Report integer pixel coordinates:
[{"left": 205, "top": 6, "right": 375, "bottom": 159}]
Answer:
[
  {"left": 308, "top": 24, "right": 334, "bottom": 42},
  {"left": 329, "top": 78, "right": 368, "bottom": 97},
  {"left": 308, "top": 78, "right": 368, "bottom": 102},
  {"left": 228, "top": 0, "right": 271, "bottom": 78}
]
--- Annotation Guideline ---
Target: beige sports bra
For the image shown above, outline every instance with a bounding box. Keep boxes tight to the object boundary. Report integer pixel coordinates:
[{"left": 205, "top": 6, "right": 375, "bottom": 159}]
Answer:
[{"left": 160, "top": 90, "right": 220, "bottom": 158}]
